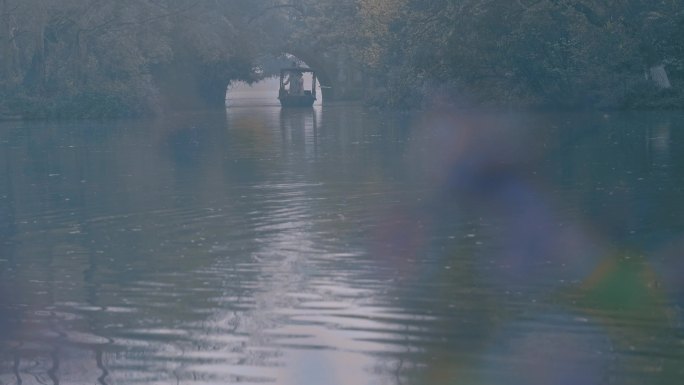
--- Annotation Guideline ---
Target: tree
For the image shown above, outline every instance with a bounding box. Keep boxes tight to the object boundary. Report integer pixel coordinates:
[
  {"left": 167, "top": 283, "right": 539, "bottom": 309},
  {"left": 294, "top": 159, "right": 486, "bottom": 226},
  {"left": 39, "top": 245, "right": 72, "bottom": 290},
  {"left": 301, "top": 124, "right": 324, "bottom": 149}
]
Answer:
[
  {"left": 0, "top": 0, "right": 273, "bottom": 117},
  {"left": 353, "top": 0, "right": 684, "bottom": 108}
]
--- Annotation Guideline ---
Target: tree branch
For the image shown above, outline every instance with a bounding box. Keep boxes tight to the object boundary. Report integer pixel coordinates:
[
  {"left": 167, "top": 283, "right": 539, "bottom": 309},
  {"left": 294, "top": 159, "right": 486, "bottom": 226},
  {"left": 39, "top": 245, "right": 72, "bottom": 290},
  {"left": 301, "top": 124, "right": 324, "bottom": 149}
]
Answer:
[{"left": 249, "top": 4, "right": 304, "bottom": 24}]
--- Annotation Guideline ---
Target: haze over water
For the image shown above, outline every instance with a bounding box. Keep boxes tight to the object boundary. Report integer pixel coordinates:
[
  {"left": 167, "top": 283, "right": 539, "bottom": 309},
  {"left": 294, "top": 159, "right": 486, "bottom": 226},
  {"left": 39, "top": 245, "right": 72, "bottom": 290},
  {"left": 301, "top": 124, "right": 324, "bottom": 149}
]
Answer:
[{"left": 1, "top": 89, "right": 683, "bottom": 384}]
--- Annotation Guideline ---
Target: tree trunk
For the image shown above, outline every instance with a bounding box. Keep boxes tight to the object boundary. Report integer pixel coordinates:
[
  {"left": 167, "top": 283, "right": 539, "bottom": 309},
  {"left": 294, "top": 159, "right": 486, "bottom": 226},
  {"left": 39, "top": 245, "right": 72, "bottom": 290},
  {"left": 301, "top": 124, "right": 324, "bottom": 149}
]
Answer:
[
  {"left": 23, "top": 8, "right": 47, "bottom": 92},
  {"left": 0, "top": 0, "right": 18, "bottom": 82},
  {"left": 26, "top": 24, "right": 46, "bottom": 91}
]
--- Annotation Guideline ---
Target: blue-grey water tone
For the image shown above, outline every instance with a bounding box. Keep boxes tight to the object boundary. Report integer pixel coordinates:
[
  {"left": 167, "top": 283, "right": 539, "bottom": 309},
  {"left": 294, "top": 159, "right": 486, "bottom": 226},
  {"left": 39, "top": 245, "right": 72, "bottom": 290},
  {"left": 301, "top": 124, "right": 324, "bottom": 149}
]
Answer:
[{"left": 1, "top": 100, "right": 683, "bottom": 384}]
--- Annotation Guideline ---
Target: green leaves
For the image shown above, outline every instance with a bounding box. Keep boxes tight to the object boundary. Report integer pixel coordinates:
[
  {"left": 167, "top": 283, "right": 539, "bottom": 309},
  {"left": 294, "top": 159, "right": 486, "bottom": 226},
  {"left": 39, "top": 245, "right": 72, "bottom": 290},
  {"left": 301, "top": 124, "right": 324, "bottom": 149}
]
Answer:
[
  {"left": 0, "top": 0, "right": 278, "bottom": 117},
  {"left": 1, "top": 0, "right": 682, "bottom": 117},
  {"left": 353, "top": 0, "right": 684, "bottom": 108}
]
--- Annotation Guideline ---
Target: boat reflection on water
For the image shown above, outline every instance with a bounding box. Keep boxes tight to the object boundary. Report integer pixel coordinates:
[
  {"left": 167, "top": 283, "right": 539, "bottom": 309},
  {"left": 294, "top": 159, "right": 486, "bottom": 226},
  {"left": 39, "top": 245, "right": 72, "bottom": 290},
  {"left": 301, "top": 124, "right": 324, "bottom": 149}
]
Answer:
[{"left": 279, "top": 107, "right": 319, "bottom": 152}]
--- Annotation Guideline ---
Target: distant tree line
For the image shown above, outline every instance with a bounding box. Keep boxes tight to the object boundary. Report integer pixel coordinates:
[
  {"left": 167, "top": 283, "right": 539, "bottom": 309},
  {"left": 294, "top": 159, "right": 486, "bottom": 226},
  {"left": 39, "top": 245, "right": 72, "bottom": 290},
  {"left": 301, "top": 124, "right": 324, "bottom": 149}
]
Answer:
[
  {"left": 293, "top": 0, "right": 684, "bottom": 109},
  {"left": 0, "top": 0, "right": 265, "bottom": 118},
  {"left": 1, "top": 0, "right": 682, "bottom": 118}
]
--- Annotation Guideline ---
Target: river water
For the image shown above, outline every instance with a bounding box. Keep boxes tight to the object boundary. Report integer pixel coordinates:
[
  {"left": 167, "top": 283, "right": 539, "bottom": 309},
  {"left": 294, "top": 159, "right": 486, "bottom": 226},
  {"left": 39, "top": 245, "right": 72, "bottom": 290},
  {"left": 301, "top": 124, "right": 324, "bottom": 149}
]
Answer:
[{"left": 1, "top": 94, "right": 683, "bottom": 384}]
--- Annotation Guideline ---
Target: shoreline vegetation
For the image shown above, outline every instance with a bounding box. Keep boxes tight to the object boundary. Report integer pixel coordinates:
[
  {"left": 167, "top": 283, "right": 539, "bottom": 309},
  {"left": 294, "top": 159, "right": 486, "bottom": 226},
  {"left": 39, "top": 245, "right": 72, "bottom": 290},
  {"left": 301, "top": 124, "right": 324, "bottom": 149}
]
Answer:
[
  {"left": 1, "top": 0, "right": 682, "bottom": 121},
  {"left": 1, "top": 81, "right": 682, "bottom": 122}
]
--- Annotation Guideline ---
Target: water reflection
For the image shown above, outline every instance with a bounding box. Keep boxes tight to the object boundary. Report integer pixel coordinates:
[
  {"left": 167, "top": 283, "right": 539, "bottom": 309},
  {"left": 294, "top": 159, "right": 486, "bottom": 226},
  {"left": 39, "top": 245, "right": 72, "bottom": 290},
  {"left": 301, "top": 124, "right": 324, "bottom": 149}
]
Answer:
[
  {"left": 478, "top": 309, "right": 613, "bottom": 385},
  {"left": 279, "top": 108, "right": 319, "bottom": 158},
  {"left": 405, "top": 110, "right": 684, "bottom": 384},
  {"left": 0, "top": 109, "right": 683, "bottom": 384}
]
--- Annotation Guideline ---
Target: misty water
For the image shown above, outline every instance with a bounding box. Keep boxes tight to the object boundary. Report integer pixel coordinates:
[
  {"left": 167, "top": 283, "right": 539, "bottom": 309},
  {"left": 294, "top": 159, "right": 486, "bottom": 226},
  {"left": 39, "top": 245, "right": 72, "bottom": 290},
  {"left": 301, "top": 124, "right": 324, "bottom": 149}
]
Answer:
[{"left": 1, "top": 91, "right": 683, "bottom": 384}]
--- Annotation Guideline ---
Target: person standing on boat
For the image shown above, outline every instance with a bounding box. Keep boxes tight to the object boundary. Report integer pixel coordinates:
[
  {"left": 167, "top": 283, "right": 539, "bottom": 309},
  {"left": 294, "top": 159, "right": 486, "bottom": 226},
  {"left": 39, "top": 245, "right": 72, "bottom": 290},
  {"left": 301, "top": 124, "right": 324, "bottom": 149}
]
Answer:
[
  {"left": 295, "top": 72, "right": 304, "bottom": 95},
  {"left": 284, "top": 71, "right": 304, "bottom": 95}
]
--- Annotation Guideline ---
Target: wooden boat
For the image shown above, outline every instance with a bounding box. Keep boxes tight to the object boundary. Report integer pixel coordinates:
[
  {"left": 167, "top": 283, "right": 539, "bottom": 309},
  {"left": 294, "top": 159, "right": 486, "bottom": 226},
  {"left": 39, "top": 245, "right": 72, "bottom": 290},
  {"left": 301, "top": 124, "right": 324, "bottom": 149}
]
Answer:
[{"left": 278, "top": 67, "right": 317, "bottom": 107}]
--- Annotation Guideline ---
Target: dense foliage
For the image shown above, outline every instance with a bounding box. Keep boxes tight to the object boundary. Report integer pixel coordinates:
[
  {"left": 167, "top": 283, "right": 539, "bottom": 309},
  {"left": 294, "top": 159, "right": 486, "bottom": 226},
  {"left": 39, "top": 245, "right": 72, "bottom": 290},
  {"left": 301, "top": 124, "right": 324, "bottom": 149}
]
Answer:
[
  {"left": 347, "top": 0, "right": 684, "bottom": 108},
  {"left": 0, "top": 0, "right": 266, "bottom": 118},
  {"left": 1, "top": 0, "right": 683, "bottom": 118}
]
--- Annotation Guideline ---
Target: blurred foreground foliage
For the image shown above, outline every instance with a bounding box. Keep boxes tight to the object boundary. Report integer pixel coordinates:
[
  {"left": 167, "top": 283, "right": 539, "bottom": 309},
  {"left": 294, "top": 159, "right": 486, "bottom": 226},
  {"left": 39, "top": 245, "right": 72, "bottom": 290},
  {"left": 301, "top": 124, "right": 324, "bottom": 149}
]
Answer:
[{"left": 1, "top": 0, "right": 683, "bottom": 118}]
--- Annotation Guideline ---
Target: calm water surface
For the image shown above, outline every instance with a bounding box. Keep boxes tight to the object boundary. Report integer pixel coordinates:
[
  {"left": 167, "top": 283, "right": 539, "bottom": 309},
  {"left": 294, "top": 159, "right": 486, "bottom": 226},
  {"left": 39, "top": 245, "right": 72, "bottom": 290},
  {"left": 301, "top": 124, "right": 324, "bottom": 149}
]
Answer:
[{"left": 1, "top": 101, "right": 683, "bottom": 384}]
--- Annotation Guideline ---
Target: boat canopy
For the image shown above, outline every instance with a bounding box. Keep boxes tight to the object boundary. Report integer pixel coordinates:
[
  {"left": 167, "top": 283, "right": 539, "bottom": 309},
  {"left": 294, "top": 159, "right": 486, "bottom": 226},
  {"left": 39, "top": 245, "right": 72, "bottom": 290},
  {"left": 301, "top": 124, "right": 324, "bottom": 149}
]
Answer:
[{"left": 278, "top": 67, "right": 317, "bottom": 107}]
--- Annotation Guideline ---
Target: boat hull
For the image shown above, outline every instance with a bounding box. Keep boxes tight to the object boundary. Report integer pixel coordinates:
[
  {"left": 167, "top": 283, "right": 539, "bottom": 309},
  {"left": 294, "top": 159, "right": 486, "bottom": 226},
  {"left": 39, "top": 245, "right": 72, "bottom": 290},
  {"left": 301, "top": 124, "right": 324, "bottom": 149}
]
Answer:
[{"left": 279, "top": 94, "right": 316, "bottom": 108}]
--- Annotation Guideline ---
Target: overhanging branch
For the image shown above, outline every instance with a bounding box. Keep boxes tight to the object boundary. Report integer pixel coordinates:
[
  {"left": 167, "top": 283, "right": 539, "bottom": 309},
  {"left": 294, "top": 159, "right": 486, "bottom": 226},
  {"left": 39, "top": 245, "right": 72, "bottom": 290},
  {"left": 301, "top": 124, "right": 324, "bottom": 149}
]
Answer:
[{"left": 249, "top": 4, "right": 304, "bottom": 24}]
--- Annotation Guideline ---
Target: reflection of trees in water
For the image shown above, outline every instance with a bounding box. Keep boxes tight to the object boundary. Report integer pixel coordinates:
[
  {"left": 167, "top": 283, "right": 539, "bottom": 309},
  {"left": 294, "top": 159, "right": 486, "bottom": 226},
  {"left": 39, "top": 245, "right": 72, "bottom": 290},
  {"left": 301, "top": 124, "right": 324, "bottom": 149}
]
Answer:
[
  {"left": 0, "top": 140, "right": 17, "bottom": 347},
  {"left": 2, "top": 111, "right": 684, "bottom": 384},
  {"left": 0, "top": 117, "right": 261, "bottom": 383},
  {"left": 393, "top": 110, "right": 684, "bottom": 384}
]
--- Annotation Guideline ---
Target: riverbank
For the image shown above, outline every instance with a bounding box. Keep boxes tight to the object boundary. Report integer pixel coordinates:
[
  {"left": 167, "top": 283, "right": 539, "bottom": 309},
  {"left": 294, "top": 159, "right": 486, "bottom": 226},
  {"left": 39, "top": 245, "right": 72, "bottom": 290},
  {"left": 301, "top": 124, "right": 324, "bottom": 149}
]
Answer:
[
  {"left": 2, "top": 84, "right": 683, "bottom": 122},
  {"left": 0, "top": 91, "right": 154, "bottom": 121}
]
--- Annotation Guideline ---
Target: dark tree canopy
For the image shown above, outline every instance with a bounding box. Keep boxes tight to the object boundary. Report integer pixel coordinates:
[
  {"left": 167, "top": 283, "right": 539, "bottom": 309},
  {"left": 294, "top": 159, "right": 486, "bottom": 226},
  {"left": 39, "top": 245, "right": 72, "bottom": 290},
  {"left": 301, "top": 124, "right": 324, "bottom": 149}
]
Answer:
[
  {"left": 0, "top": 0, "right": 268, "bottom": 117},
  {"left": 1, "top": 0, "right": 682, "bottom": 118}
]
